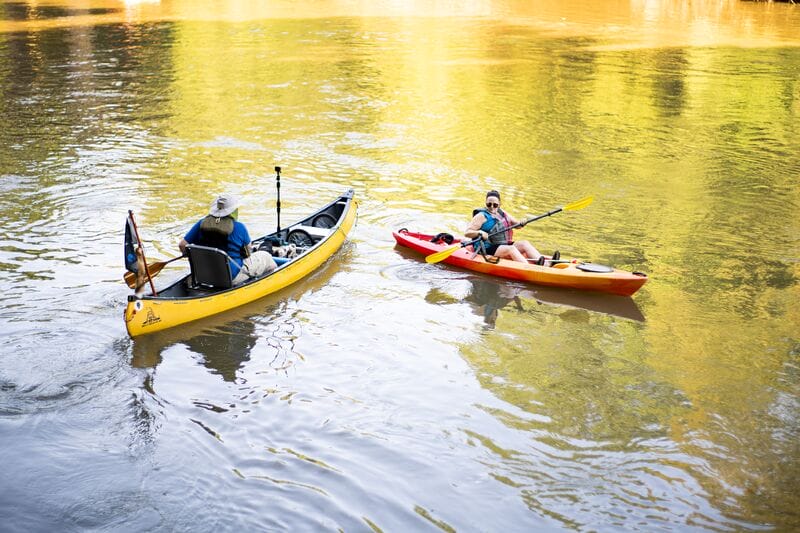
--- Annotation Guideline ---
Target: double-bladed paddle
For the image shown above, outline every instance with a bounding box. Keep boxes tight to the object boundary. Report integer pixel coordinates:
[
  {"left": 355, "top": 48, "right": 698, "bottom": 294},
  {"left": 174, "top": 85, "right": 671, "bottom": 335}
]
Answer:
[{"left": 425, "top": 196, "right": 594, "bottom": 264}]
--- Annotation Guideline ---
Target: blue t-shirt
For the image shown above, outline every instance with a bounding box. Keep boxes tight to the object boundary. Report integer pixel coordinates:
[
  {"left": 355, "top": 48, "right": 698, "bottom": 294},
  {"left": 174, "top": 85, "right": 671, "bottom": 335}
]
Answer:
[{"left": 184, "top": 219, "right": 250, "bottom": 278}]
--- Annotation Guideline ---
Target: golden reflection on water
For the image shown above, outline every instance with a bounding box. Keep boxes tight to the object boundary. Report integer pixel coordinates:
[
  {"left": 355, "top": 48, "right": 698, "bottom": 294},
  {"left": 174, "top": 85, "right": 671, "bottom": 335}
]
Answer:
[{"left": 3, "top": 0, "right": 800, "bottom": 50}]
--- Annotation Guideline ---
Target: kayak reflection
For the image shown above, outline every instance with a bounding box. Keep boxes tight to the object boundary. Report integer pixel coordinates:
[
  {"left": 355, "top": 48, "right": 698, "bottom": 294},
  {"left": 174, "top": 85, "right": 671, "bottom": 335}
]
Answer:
[
  {"left": 526, "top": 282, "right": 645, "bottom": 322},
  {"left": 426, "top": 278, "right": 522, "bottom": 328},
  {"left": 426, "top": 276, "right": 645, "bottom": 327}
]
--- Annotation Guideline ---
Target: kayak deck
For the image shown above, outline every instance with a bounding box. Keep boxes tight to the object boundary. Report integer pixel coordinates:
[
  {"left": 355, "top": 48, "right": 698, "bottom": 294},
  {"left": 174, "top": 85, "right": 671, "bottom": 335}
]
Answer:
[{"left": 392, "top": 229, "right": 647, "bottom": 297}]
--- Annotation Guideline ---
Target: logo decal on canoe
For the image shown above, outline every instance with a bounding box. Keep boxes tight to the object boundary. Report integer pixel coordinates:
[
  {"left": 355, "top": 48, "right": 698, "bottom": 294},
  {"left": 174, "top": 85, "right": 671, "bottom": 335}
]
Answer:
[{"left": 142, "top": 308, "right": 161, "bottom": 327}]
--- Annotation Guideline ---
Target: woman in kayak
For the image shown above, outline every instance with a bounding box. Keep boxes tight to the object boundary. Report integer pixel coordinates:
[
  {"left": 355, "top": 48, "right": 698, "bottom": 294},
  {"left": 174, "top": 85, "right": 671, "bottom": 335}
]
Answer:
[{"left": 465, "top": 190, "right": 553, "bottom": 265}]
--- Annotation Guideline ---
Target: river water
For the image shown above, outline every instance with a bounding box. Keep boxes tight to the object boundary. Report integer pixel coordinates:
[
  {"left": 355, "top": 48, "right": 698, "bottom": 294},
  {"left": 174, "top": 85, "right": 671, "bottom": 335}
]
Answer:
[{"left": 1, "top": 1, "right": 799, "bottom": 531}]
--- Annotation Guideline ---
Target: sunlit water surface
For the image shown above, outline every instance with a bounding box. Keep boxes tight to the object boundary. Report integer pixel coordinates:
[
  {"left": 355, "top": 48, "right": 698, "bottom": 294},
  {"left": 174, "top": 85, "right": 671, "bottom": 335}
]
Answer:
[{"left": 1, "top": 1, "right": 799, "bottom": 531}]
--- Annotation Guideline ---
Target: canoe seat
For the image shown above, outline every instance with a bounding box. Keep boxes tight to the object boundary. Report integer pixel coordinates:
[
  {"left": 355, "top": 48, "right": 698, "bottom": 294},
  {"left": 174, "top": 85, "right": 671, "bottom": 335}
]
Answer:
[{"left": 185, "top": 244, "right": 233, "bottom": 290}]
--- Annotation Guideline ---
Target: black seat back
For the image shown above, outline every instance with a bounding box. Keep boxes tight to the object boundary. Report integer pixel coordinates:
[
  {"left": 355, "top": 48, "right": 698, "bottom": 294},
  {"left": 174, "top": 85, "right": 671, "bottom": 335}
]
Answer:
[{"left": 185, "top": 244, "right": 233, "bottom": 289}]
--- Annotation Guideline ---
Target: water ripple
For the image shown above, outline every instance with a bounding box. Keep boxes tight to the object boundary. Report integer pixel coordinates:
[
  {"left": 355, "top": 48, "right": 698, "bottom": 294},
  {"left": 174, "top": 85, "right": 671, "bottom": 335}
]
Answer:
[{"left": 0, "top": 326, "right": 126, "bottom": 416}]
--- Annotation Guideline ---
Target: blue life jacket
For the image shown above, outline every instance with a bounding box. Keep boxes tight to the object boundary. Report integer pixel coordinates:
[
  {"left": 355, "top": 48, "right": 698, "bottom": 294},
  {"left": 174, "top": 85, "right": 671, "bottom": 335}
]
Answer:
[{"left": 475, "top": 208, "right": 513, "bottom": 245}]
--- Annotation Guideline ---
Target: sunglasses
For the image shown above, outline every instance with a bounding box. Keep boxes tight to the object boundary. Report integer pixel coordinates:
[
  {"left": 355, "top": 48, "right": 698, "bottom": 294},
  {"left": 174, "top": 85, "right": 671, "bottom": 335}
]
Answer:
[{"left": 486, "top": 202, "right": 499, "bottom": 208}]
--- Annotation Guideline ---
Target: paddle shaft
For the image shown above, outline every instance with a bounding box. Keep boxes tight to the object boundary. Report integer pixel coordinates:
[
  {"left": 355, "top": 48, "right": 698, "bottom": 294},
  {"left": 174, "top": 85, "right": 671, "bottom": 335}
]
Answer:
[
  {"left": 128, "top": 210, "right": 158, "bottom": 296},
  {"left": 463, "top": 207, "right": 563, "bottom": 250},
  {"left": 424, "top": 197, "right": 591, "bottom": 264}
]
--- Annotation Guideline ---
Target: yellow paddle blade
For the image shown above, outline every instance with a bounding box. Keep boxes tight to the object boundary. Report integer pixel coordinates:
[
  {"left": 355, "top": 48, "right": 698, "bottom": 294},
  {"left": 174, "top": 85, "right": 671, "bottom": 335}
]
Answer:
[
  {"left": 425, "top": 244, "right": 462, "bottom": 264},
  {"left": 563, "top": 196, "right": 593, "bottom": 211}
]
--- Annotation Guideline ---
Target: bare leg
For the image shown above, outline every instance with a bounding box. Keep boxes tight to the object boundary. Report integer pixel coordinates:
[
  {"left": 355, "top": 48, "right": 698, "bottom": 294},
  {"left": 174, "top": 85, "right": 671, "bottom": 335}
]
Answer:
[
  {"left": 494, "top": 244, "right": 528, "bottom": 264},
  {"left": 514, "top": 240, "right": 541, "bottom": 261}
]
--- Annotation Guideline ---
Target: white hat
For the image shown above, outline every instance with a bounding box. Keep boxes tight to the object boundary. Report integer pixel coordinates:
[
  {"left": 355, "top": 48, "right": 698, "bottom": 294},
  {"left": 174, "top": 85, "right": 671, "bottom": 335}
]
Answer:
[{"left": 209, "top": 193, "right": 239, "bottom": 217}]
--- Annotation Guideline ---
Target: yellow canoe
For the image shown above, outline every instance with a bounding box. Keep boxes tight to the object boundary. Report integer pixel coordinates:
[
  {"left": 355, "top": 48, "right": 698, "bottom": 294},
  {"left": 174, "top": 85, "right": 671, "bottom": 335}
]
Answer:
[{"left": 125, "top": 190, "right": 357, "bottom": 337}]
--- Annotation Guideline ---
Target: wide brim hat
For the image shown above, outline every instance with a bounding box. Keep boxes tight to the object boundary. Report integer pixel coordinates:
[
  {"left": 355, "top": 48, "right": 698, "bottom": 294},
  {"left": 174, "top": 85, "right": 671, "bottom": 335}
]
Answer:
[{"left": 209, "top": 193, "right": 239, "bottom": 217}]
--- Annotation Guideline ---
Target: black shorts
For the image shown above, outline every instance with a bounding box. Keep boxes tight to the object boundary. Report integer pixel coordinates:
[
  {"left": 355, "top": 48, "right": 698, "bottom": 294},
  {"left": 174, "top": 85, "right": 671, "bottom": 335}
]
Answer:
[{"left": 478, "top": 241, "right": 512, "bottom": 256}]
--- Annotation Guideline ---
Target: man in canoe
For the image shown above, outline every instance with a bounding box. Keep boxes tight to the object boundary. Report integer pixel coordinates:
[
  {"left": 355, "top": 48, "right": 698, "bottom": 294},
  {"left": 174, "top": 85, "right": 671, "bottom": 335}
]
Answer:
[
  {"left": 179, "top": 193, "right": 276, "bottom": 284},
  {"left": 465, "top": 190, "right": 555, "bottom": 265}
]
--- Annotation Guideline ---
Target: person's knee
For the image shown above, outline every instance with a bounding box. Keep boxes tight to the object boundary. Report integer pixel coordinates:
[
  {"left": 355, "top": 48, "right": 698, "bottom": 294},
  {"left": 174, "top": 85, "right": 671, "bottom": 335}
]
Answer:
[
  {"left": 517, "top": 241, "right": 537, "bottom": 256},
  {"left": 241, "top": 251, "right": 277, "bottom": 280},
  {"left": 496, "top": 245, "right": 513, "bottom": 258},
  {"left": 253, "top": 251, "right": 277, "bottom": 274},
  {"left": 265, "top": 255, "right": 277, "bottom": 273}
]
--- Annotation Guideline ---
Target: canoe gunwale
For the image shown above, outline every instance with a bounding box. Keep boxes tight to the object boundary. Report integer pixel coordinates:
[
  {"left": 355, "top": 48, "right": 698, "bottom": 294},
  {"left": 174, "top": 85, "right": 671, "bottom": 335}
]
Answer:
[
  {"left": 124, "top": 189, "right": 356, "bottom": 336},
  {"left": 135, "top": 189, "right": 354, "bottom": 303}
]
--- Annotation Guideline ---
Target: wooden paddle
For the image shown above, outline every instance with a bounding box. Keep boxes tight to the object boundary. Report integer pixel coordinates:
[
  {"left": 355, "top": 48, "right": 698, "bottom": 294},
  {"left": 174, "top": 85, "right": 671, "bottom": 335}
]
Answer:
[
  {"left": 123, "top": 255, "right": 184, "bottom": 288},
  {"left": 425, "top": 196, "right": 594, "bottom": 264}
]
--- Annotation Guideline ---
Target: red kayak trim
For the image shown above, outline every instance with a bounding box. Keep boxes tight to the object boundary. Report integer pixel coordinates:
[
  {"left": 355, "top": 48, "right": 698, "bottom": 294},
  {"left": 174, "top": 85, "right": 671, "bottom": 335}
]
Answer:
[{"left": 392, "top": 230, "right": 647, "bottom": 297}]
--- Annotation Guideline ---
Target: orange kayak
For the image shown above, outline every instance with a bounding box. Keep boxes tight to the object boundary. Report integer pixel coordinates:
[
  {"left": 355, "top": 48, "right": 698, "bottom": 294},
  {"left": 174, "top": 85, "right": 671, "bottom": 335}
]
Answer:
[{"left": 392, "top": 230, "right": 647, "bottom": 297}]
